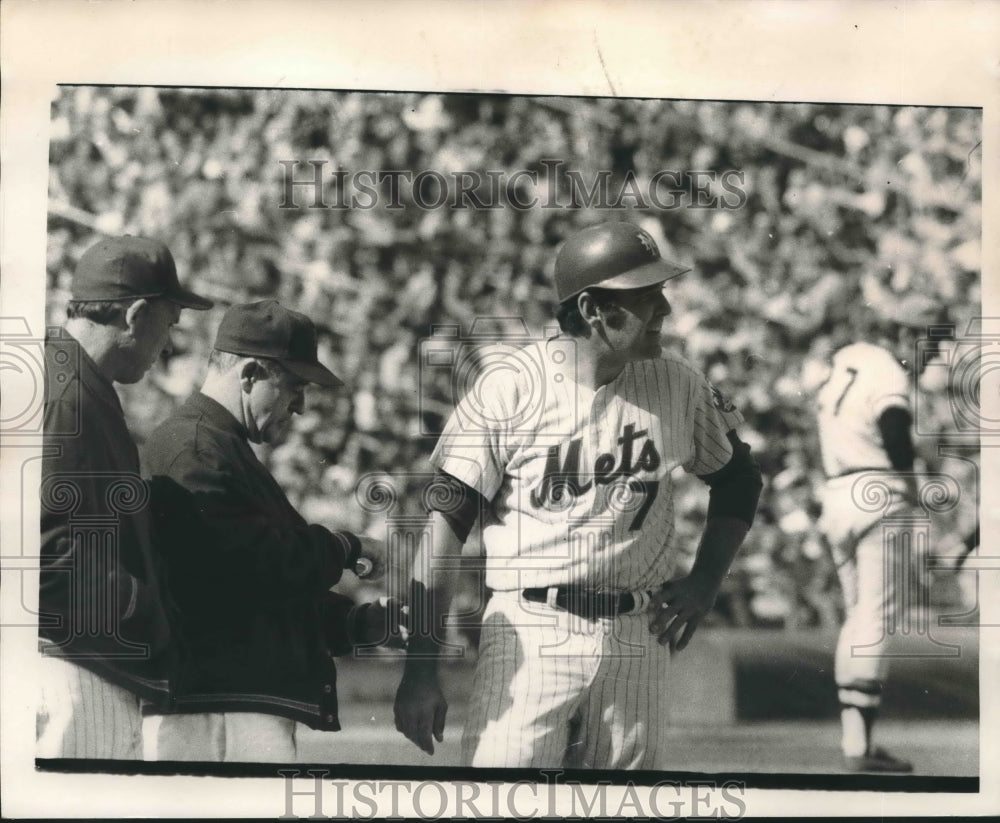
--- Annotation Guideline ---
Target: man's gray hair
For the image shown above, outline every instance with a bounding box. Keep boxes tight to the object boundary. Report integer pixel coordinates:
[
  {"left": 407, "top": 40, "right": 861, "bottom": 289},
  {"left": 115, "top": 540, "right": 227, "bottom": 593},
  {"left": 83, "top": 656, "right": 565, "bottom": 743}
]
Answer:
[
  {"left": 207, "top": 349, "right": 244, "bottom": 373},
  {"left": 208, "top": 350, "right": 288, "bottom": 379},
  {"left": 65, "top": 299, "right": 132, "bottom": 326}
]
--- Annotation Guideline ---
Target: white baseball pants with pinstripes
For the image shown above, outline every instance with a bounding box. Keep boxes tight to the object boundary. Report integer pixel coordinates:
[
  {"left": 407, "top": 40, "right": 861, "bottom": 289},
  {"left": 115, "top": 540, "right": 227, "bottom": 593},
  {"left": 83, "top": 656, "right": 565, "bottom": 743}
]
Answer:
[
  {"left": 462, "top": 591, "right": 671, "bottom": 769},
  {"left": 36, "top": 653, "right": 143, "bottom": 759}
]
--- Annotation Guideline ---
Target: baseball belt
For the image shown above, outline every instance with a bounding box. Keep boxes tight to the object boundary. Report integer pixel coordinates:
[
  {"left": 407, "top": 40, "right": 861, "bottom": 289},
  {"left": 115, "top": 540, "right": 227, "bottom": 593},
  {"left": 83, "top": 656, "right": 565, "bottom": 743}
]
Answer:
[{"left": 521, "top": 587, "right": 652, "bottom": 619}]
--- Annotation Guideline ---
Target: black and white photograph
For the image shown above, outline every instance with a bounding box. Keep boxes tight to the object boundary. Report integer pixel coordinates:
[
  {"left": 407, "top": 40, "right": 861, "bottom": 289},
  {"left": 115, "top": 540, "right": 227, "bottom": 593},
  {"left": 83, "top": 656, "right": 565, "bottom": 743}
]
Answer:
[{"left": 1, "top": 2, "right": 997, "bottom": 819}]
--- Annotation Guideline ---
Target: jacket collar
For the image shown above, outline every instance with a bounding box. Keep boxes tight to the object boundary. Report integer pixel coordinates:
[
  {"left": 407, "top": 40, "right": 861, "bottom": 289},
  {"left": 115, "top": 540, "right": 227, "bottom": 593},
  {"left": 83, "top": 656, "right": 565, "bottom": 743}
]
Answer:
[
  {"left": 184, "top": 391, "right": 249, "bottom": 440},
  {"left": 50, "top": 327, "right": 124, "bottom": 414}
]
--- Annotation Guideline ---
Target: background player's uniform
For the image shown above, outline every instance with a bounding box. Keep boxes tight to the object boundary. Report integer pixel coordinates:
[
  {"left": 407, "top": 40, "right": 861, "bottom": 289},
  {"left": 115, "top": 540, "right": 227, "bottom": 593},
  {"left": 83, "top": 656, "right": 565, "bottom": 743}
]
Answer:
[
  {"left": 816, "top": 342, "right": 921, "bottom": 746},
  {"left": 432, "top": 339, "right": 742, "bottom": 768}
]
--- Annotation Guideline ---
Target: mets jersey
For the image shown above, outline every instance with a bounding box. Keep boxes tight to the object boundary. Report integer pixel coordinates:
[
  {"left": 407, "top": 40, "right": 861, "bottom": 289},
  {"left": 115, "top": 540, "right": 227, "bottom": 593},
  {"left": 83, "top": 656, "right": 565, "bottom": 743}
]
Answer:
[
  {"left": 816, "top": 342, "right": 911, "bottom": 479},
  {"left": 430, "top": 338, "right": 742, "bottom": 592}
]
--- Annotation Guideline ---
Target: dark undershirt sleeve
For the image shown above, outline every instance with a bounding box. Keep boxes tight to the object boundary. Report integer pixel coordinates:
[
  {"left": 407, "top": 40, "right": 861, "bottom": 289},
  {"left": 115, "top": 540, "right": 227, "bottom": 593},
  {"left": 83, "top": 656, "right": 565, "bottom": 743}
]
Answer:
[
  {"left": 423, "top": 470, "right": 488, "bottom": 543},
  {"left": 697, "top": 431, "right": 764, "bottom": 526},
  {"left": 877, "top": 406, "right": 916, "bottom": 470}
]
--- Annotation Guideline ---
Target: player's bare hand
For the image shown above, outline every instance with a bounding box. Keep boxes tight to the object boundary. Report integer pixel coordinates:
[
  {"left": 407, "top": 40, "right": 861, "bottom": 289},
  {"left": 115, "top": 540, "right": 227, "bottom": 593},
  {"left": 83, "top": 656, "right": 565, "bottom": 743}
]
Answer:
[
  {"left": 354, "top": 535, "right": 388, "bottom": 580},
  {"left": 352, "top": 597, "right": 409, "bottom": 648},
  {"left": 647, "top": 575, "right": 720, "bottom": 652},
  {"left": 394, "top": 671, "right": 447, "bottom": 755}
]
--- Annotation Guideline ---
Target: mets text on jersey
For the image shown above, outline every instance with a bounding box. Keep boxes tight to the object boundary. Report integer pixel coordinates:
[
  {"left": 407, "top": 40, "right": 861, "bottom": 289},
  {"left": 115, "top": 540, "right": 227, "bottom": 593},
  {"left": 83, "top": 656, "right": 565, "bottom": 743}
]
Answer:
[{"left": 530, "top": 423, "right": 661, "bottom": 530}]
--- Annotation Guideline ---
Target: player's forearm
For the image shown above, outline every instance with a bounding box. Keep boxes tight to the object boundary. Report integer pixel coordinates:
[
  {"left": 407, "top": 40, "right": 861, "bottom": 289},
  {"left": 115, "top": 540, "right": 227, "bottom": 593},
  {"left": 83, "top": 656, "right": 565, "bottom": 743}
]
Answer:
[
  {"left": 688, "top": 516, "right": 751, "bottom": 591},
  {"left": 403, "top": 510, "right": 463, "bottom": 675}
]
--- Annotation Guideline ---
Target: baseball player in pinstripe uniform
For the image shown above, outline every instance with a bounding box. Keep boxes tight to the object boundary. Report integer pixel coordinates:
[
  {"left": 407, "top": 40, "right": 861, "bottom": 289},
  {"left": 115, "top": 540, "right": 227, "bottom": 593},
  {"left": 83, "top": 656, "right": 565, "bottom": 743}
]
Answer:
[
  {"left": 38, "top": 236, "right": 213, "bottom": 759},
  {"left": 394, "top": 221, "right": 762, "bottom": 769},
  {"left": 816, "top": 300, "right": 943, "bottom": 772}
]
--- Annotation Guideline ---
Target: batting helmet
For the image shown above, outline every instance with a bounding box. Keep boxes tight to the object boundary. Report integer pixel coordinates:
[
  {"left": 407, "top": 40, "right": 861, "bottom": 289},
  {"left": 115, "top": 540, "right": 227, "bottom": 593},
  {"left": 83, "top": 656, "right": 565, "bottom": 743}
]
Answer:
[{"left": 553, "top": 221, "right": 690, "bottom": 303}]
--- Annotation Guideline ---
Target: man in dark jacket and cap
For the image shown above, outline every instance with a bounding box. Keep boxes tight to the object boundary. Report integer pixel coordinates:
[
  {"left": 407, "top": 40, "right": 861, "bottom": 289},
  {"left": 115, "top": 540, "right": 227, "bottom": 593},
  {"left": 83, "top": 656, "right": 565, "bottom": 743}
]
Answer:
[
  {"left": 38, "top": 235, "right": 214, "bottom": 759},
  {"left": 142, "top": 300, "right": 397, "bottom": 762}
]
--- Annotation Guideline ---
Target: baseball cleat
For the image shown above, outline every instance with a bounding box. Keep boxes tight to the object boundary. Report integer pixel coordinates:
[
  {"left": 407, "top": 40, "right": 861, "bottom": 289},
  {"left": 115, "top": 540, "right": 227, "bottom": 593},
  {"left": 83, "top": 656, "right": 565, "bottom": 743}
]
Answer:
[{"left": 843, "top": 746, "right": 913, "bottom": 773}]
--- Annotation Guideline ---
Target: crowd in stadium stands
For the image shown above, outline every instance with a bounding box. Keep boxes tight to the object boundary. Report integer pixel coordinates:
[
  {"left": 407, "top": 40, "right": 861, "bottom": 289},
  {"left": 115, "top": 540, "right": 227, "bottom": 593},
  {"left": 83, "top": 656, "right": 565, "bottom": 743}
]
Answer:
[{"left": 46, "top": 88, "right": 981, "bottom": 638}]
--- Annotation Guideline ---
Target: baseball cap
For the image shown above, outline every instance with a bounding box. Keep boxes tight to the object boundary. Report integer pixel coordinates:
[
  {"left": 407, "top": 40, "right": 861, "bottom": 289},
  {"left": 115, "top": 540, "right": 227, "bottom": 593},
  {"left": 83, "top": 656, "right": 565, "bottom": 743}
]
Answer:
[
  {"left": 72, "top": 235, "right": 213, "bottom": 310},
  {"left": 213, "top": 299, "right": 343, "bottom": 388},
  {"left": 553, "top": 221, "right": 690, "bottom": 303}
]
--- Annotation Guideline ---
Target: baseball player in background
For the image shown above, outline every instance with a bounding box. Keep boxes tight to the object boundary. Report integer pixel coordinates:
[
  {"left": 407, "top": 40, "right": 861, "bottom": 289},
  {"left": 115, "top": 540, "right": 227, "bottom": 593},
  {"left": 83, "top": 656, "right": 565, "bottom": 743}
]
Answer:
[
  {"left": 816, "top": 298, "right": 944, "bottom": 772},
  {"left": 38, "top": 236, "right": 213, "bottom": 759},
  {"left": 394, "top": 221, "right": 763, "bottom": 769}
]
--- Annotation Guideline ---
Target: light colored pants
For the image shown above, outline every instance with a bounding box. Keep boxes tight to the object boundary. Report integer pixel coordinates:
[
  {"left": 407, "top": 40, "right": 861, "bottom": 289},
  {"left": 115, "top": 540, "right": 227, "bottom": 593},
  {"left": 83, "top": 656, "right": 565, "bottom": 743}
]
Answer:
[
  {"left": 144, "top": 712, "right": 298, "bottom": 762},
  {"left": 36, "top": 653, "right": 143, "bottom": 760},
  {"left": 461, "top": 590, "right": 671, "bottom": 769},
  {"left": 820, "top": 475, "right": 925, "bottom": 690}
]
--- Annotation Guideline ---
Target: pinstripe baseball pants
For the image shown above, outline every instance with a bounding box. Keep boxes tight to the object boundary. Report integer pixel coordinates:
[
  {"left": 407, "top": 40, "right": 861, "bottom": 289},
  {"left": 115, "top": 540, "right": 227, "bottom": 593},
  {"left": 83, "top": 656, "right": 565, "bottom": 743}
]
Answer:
[
  {"left": 36, "top": 653, "right": 143, "bottom": 760},
  {"left": 462, "top": 590, "right": 671, "bottom": 769}
]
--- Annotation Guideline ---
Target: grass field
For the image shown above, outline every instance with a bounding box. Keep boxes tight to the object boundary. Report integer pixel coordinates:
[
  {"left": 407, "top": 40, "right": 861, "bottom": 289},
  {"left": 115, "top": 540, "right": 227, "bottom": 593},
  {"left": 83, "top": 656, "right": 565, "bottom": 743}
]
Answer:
[
  {"left": 296, "top": 707, "right": 978, "bottom": 778},
  {"left": 298, "top": 627, "right": 979, "bottom": 781}
]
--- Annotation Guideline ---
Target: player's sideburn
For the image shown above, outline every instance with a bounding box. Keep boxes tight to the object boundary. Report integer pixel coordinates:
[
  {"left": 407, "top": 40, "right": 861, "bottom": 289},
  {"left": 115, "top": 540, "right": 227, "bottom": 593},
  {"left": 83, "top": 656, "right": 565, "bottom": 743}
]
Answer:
[{"left": 613, "top": 286, "right": 671, "bottom": 361}]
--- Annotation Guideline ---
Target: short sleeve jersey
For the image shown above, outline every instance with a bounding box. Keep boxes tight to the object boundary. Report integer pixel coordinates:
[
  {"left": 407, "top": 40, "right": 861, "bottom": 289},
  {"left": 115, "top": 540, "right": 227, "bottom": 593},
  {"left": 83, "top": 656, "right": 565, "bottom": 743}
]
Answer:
[
  {"left": 816, "top": 342, "right": 911, "bottom": 478},
  {"left": 430, "top": 339, "right": 741, "bottom": 592}
]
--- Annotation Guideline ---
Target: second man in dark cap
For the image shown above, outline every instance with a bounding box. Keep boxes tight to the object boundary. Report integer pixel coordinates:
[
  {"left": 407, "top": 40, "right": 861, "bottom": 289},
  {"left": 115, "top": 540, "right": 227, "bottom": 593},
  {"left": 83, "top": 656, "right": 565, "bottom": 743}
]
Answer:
[{"left": 142, "top": 299, "right": 399, "bottom": 762}]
